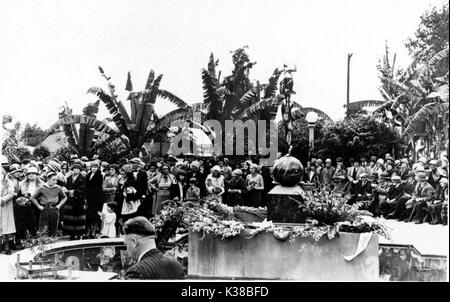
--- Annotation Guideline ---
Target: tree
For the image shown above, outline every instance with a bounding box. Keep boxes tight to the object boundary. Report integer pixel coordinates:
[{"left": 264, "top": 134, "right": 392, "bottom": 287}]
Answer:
[
  {"left": 21, "top": 123, "right": 46, "bottom": 146},
  {"left": 279, "top": 115, "right": 407, "bottom": 165},
  {"left": 406, "top": 3, "right": 449, "bottom": 77},
  {"left": 33, "top": 146, "right": 51, "bottom": 160},
  {"left": 87, "top": 66, "right": 190, "bottom": 156}
]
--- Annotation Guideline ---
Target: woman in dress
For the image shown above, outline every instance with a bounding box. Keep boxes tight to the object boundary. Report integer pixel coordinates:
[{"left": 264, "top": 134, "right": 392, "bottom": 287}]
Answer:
[
  {"left": 149, "top": 165, "right": 175, "bottom": 216},
  {"left": 225, "top": 169, "right": 247, "bottom": 206},
  {"left": 170, "top": 170, "right": 187, "bottom": 203},
  {"left": 205, "top": 165, "right": 225, "bottom": 202},
  {"left": 85, "top": 162, "right": 103, "bottom": 239},
  {"left": 15, "top": 167, "right": 44, "bottom": 243},
  {"left": 331, "top": 162, "right": 348, "bottom": 193},
  {"left": 1, "top": 167, "right": 16, "bottom": 254},
  {"left": 63, "top": 163, "right": 87, "bottom": 240},
  {"left": 246, "top": 164, "right": 264, "bottom": 207},
  {"left": 102, "top": 165, "right": 119, "bottom": 211}
]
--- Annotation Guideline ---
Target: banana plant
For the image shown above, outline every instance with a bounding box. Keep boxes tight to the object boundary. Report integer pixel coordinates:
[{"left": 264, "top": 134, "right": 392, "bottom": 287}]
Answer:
[{"left": 88, "top": 67, "right": 190, "bottom": 155}]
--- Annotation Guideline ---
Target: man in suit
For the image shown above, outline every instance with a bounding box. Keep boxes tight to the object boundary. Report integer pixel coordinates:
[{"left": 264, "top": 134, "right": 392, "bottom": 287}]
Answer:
[
  {"left": 389, "top": 171, "right": 417, "bottom": 221},
  {"left": 380, "top": 175, "right": 404, "bottom": 217},
  {"left": 347, "top": 160, "right": 366, "bottom": 192},
  {"left": 348, "top": 173, "right": 372, "bottom": 205},
  {"left": 124, "top": 217, "right": 185, "bottom": 280},
  {"left": 398, "top": 158, "right": 411, "bottom": 180},
  {"left": 406, "top": 171, "right": 435, "bottom": 224}
]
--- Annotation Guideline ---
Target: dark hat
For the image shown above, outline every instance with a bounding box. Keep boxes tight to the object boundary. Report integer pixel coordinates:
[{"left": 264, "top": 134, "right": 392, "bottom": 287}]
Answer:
[
  {"left": 336, "top": 157, "right": 343, "bottom": 162},
  {"left": 416, "top": 171, "right": 428, "bottom": 181},
  {"left": 46, "top": 171, "right": 57, "bottom": 178},
  {"left": 407, "top": 171, "right": 416, "bottom": 177},
  {"left": 70, "top": 163, "right": 83, "bottom": 170},
  {"left": 370, "top": 173, "right": 378, "bottom": 179},
  {"left": 369, "top": 156, "right": 377, "bottom": 162},
  {"left": 166, "top": 155, "right": 177, "bottom": 162},
  {"left": 123, "top": 217, "right": 156, "bottom": 237},
  {"left": 9, "top": 163, "right": 22, "bottom": 174},
  {"left": 189, "top": 177, "right": 197, "bottom": 184}
]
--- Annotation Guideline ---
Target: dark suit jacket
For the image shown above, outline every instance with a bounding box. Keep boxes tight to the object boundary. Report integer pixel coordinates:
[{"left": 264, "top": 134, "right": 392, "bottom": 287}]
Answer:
[
  {"left": 387, "top": 183, "right": 405, "bottom": 200},
  {"left": 125, "top": 249, "right": 185, "bottom": 280}
]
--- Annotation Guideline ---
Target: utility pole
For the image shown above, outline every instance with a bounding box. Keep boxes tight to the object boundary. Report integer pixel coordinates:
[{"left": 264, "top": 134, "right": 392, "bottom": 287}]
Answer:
[{"left": 346, "top": 53, "right": 353, "bottom": 117}]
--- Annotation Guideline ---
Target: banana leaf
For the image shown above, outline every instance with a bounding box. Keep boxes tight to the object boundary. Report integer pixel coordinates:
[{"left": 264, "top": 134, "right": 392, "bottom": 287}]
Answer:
[
  {"left": 404, "top": 102, "right": 449, "bottom": 137},
  {"left": 264, "top": 68, "right": 282, "bottom": 98},
  {"left": 87, "top": 87, "right": 129, "bottom": 136},
  {"left": 202, "top": 69, "right": 222, "bottom": 121},
  {"left": 428, "top": 47, "right": 449, "bottom": 74},
  {"left": 144, "top": 108, "right": 195, "bottom": 140},
  {"left": 157, "top": 89, "right": 190, "bottom": 109},
  {"left": 238, "top": 95, "right": 284, "bottom": 120},
  {"left": 344, "top": 100, "right": 386, "bottom": 110}
]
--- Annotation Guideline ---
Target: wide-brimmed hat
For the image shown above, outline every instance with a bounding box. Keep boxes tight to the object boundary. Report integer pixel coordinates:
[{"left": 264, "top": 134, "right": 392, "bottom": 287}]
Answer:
[
  {"left": 191, "top": 161, "right": 200, "bottom": 169},
  {"left": 401, "top": 158, "right": 409, "bottom": 164},
  {"left": 26, "top": 167, "right": 39, "bottom": 175},
  {"left": 211, "top": 165, "right": 221, "bottom": 173},
  {"left": 232, "top": 169, "right": 242, "bottom": 176},
  {"left": 9, "top": 163, "right": 22, "bottom": 174},
  {"left": 81, "top": 156, "right": 89, "bottom": 162},
  {"left": 429, "top": 159, "right": 438, "bottom": 165},
  {"left": 166, "top": 155, "right": 177, "bottom": 162},
  {"left": 325, "top": 158, "right": 332, "bottom": 163},
  {"left": 377, "top": 159, "right": 385, "bottom": 165},
  {"left": 416, "top": 171, "right": 427, "bottom": 181},
  {"left": 46, "top": 160, "right": 61, "bottom": 172},
  {"left": 439, "top": 178, "right": 448, "bottom": 184},
  {"left": 359, "top": 173, "right": 368, "bottom": 179},
  {"left": 380, "top": 172, "right": 390, "bottom": 179},
  {"left": 391, "top": 175, "right": 401, "bottom": 182},
  {"left": 70, "top": 163, "right": 83, "bottom": 170}
]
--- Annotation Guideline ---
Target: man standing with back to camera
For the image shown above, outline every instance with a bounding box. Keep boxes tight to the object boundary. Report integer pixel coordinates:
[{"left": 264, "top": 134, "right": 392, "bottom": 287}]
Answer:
[{"left": 123, "top": 216, "right": 185, "bottom": 280}]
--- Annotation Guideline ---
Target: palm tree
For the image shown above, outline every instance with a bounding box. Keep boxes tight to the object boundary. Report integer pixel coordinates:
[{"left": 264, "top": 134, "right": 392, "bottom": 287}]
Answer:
[
  {"left": 87, "top": 66, "right": 190, "bottom": 155},
  {"left": 375, "top": 45, "right": 449, "bottom": 158}
]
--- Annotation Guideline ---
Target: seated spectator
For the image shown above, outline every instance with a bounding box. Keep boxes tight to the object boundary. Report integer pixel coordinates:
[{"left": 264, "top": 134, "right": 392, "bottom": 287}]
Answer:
[
  {"left": 428, "top": 177, "right": 448, "bottom": 225},
  {"left": 427, "top": 159, "right": 441, "bottom": 189},
  {"left": 398, "top": 158, "right": 411, "bottom": 180},
  {"left": 348, "top": 173, "right": 372, "bottom": 206},
  {"left": 372, "top": 172, "right": 392, "bottom": 217},
  {"left": 406, "top": 171, "right": 435, "bottom": 224},
  {"left": 381, "top": 175, "right": 404, "bottom": 217},
  {"left": 390, "top": 171, "right": 417, "bottom": 221}
]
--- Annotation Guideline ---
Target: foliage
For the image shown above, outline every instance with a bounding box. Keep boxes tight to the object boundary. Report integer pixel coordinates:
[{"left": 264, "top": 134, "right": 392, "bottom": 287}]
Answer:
[
  {"left": 32, "top": 145, "right": 51, "bottom": 160},
  {"left": 52, "top": 146, "right": 73, "bottom": 163},
  {"left": 20, "top": 123, "right": 46, "bottom": 147},
  {"left": 405, "top": 3, "right": 449, "bottom": 76},
  {"left": 22, "top": 228, "right": 58, "bottom": 257},
  {"left": 150, "top": 194, "right": 390, "bottom": 249},
  {"left": 16, "top": 146, "right": 32, "bottom": 161}
]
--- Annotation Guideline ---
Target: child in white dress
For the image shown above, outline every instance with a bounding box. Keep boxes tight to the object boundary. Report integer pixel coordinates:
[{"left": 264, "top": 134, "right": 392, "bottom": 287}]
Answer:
[{"left": 100, "top": 202, "right": 117, "bottom": 238}]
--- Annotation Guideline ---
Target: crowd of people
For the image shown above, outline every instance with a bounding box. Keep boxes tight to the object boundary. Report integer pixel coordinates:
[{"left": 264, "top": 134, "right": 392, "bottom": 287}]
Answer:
[{"left": 1, "top": 152, "right": 448, "bottom": 255}]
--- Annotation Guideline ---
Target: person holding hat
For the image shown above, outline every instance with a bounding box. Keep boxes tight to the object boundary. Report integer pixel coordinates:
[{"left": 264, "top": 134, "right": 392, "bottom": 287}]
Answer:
[
  {"left": 14, "top": 167, "right": 44, "bottom": 245},
  {"left": 30, "top": 171, "right": 67, "bottom": 237},
  {"left": 123, "top": 217, "right": 184, "bottom": 280},
  {"left": 427, "top": 177, "right": 448, "bottom": 225},
  {"left": 1, "top": 167, "right": 16, "bottom": 254},
  {"left": 205, "top": 165, "right": 225, "bottom": 203},
  {"left": 405, "top": 171, "right": 435, "bottom": 224},
  {"left": 62, "top": 162, "right": 87, "bottom": 240},
  {"left": 381, "top": 175, "right": 405, "bottom": 217}
]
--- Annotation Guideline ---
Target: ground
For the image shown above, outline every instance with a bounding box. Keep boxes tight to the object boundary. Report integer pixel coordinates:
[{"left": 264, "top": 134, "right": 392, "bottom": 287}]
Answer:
[{"left": 0, "top": 220, "right": 448, "bottom": 280}]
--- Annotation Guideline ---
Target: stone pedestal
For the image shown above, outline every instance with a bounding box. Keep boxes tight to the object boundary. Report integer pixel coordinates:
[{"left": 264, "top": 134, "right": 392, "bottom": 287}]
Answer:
[
  {"left": 188, "top": 231, "right": 379, "bottom": 280},
  {"left": 267, "top": 185, "right": 307, "bottom": 223}
]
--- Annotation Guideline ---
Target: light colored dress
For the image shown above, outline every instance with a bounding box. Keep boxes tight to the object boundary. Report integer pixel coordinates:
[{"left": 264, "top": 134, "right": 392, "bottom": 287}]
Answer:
[
  {"left": 150, "top": 174, "right": 175, "bottom": 215},
  {"left": 1, "top": 176, "right": 16, "bottom": 241},
  {"left": 205, "top": 174, "right": 225, "bottom": 202},
  {"left": 100, "top": 211, "right": 116, "bottom": 238}
]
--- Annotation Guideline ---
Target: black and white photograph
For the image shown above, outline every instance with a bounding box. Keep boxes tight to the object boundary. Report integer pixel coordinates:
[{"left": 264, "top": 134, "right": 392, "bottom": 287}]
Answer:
[{"left": 0, "top": 0, "right": 448, "bottom": 288}]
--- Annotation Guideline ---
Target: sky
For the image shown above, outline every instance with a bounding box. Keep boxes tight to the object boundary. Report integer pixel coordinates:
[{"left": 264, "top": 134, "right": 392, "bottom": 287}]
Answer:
[{"left": 0, "top": 0, "right": 447, "bottom": 130}]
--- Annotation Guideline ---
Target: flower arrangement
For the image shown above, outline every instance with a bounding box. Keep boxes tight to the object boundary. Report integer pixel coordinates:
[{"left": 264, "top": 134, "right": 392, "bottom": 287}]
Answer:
[{"left": 150, "top": 191, "right": 390, "bottom": 249}]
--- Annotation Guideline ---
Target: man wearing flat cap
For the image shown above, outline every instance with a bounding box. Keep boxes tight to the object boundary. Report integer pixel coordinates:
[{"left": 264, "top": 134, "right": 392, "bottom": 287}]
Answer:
[
  {"left": 124, "top": 217, "right": 184, "bottom": 280},
  {"left": 389, "top": 171, "right": 417, "bottom": 220}
]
